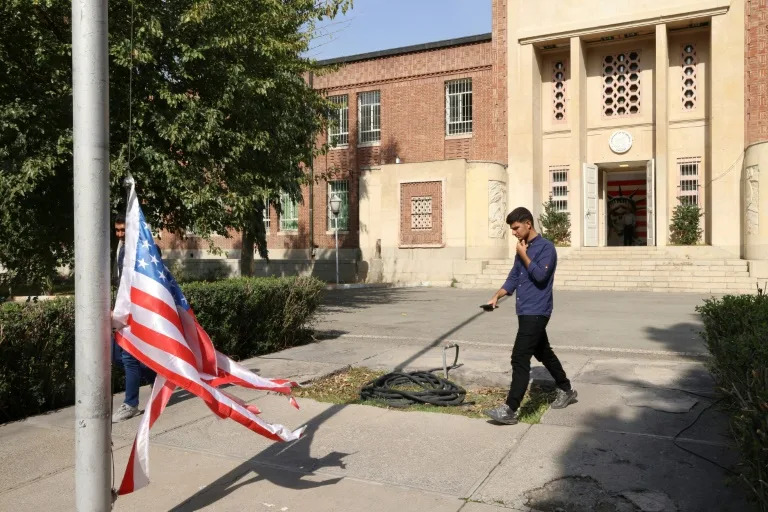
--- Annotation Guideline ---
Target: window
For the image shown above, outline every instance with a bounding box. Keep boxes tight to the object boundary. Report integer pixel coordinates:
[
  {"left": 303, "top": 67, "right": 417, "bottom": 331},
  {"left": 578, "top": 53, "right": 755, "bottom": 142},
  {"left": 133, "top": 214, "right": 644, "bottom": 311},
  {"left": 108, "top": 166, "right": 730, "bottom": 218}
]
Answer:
[
  {"left": 552, "top": 60, "right": 567, "bottom": 122},
  {"left": 411, "top": 197, "right": 433, "bottom": 230},
  {"left": 328, "top": 95, "right": 349, "bottom": 146},
  {"left": 358, "top": 90, "right": 381, "bottom": 144},
  {"left": 279, "top": 191, "right": 299, "bottom": 231},
  {"left": 262, "top": 196, "right": 270, "bottom": 232},
  {"left": 677, "top": 157, "right": 701, "bottom": 205},
  {"left": 446, "top": 79, "right": 473, "bottom": 135},
  {"left": 602, "top": 51, "right": 641, "bottom": 117},
  {"left": 681, "top": 44, "right": 698, "bottom": 111},
  {"left": 549, "top": 166, "right": 569, "bottom": 212},
  {"left": 327, "top": 180, "right": 349, "bottom": 231}
]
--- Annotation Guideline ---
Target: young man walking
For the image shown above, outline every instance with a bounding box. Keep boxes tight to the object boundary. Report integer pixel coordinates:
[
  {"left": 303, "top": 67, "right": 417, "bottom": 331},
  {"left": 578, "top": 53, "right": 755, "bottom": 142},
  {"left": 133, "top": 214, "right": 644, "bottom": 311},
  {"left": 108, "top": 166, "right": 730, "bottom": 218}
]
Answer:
[{"left": 484, "top": 207, "right": 577, "bottom": 425}]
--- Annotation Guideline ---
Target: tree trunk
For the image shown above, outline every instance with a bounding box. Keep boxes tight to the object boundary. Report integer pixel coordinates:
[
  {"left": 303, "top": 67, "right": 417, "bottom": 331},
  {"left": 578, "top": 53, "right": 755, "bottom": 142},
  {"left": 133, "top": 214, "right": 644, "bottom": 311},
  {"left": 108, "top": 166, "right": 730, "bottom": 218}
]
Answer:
[{"left": 240, "top": 227, "right": 255, "bottom": 277}]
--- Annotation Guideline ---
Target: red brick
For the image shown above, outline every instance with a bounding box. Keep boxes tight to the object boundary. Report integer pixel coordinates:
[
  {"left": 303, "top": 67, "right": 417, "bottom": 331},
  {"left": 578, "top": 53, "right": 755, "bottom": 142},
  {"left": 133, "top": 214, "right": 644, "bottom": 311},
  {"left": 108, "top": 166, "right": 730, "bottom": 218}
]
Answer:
[{"left": 746, "top": 0, "right": 768, "bottom": 145}]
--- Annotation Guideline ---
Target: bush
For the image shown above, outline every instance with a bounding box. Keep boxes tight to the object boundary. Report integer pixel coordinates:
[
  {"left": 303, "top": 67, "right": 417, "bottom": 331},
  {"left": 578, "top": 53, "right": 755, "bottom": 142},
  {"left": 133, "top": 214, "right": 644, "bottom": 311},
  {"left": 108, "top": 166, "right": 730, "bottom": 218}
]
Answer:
[
  {"left": 539, "top": 197, "right": 571, "bottom": 246},
  {"left": 697, "top": 293, "right": 768, "bottom": 510},
  {"left": 0, "top": 276, "right": 325, "bottom": 422},
  {"left": 181, "top": 276, "right": 325, "bottom": 359},
  {"left": 0, "top": 299, "right": 76, "bottom": 422},
  {"left": 669, "top": 199, "right": 703, "bottom": 245}
]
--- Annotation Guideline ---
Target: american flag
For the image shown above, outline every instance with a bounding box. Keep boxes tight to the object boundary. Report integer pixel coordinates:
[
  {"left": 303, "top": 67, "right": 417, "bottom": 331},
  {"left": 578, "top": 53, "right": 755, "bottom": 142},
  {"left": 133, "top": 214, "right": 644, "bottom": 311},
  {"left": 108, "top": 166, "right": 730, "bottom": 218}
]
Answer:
[{"left": 112, "top": 178, "right": 305, "bottom": 495}]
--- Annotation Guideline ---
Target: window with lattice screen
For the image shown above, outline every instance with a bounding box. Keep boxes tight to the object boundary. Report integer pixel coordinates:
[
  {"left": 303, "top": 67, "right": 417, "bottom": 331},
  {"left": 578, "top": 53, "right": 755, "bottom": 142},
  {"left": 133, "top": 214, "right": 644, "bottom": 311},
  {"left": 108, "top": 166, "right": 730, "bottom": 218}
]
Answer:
[{"left": 602, "top": 51, "right": 641, "bottom": 117}]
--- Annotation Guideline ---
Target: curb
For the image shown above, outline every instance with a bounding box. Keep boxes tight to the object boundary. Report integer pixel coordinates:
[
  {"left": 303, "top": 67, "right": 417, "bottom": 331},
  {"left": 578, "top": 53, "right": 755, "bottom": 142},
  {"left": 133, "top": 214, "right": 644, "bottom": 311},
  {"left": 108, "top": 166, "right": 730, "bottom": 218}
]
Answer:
[{"left": 324, "top": 283, "right": 392, "bottom": 290}]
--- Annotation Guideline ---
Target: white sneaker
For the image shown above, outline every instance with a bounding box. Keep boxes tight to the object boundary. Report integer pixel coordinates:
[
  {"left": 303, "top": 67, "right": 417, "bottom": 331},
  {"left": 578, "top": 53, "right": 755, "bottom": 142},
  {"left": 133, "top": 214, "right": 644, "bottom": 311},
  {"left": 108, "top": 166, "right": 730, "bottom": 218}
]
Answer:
[{"left": 112, "top": 403, "right": 141, "bottom": 423}]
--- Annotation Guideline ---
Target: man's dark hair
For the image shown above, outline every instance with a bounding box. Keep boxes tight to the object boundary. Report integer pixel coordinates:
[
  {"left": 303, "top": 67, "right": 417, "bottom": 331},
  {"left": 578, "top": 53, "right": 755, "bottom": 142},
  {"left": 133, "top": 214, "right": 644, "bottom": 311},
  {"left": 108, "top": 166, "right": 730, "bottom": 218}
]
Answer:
[
  {"left": 115, "top": 214, "right": 126, "bottom": 224},
  {"left": 506, "top": 207, "right": 534, "bottom": 226}
]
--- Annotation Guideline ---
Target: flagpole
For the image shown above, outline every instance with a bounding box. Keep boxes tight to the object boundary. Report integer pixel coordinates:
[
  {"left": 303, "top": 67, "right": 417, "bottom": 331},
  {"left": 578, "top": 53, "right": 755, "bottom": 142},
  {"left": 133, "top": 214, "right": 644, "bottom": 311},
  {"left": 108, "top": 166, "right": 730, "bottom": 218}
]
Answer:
[{"left": 72, "top": 0, "right": 113, "bottom": 509}]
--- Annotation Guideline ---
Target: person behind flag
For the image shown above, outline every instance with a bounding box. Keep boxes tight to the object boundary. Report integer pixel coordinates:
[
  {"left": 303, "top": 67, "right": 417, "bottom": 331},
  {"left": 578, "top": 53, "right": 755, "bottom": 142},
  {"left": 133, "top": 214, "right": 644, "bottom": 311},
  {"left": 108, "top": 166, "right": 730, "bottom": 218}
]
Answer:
[
  {"left": 111, "top": 213, "right": 156, "bottom": 423},
  {"left": 482, "top": 207, "right": 577, "bottom": 425}
]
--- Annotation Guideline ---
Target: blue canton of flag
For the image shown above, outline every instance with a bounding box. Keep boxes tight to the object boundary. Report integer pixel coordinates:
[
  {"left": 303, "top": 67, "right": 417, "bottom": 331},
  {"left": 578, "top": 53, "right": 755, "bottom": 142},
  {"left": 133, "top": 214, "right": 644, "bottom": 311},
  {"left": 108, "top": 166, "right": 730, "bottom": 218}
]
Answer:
[{"left": 133, "top": 210, "right": 188, "bottom": 311}]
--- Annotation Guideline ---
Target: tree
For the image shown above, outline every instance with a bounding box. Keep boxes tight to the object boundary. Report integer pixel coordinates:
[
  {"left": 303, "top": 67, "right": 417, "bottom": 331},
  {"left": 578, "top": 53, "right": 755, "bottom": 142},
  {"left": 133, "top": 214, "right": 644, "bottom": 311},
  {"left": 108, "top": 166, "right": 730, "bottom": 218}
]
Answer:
[
  {"left": 538, "top": 197, "right": 571, "bottom": 246},
  {"left": 669, "top": 199, "right": 703, "bottom": 245},
  {"left": 0, "top": 0, "right": 351, "bottom": 287}
]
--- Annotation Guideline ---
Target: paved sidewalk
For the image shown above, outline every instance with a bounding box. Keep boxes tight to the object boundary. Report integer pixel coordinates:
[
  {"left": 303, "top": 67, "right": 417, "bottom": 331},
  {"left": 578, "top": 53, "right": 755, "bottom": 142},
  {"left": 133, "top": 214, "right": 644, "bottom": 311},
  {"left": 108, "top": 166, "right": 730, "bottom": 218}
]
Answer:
[{"left": 0, "top": 289, "right": 754, "bottom": 511}]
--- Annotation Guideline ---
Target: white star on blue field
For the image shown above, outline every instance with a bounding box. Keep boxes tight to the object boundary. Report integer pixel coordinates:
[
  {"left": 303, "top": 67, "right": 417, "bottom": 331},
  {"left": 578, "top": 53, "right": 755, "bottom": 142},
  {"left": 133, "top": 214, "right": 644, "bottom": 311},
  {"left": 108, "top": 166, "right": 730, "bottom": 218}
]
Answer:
[{"left": 133, "top": 209, "right": 189, "bottom": 311}]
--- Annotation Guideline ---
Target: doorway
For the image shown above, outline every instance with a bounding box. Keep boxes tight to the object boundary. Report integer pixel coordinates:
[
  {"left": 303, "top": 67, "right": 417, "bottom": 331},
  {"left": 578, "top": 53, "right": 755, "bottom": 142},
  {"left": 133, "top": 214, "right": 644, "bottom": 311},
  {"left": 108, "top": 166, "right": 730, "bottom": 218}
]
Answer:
[
  {"left": 583, "top": 160, "right": 655, "bottom": 247},
  {"left": 604, "top": 169, "right": 647, "bottom": 246}
]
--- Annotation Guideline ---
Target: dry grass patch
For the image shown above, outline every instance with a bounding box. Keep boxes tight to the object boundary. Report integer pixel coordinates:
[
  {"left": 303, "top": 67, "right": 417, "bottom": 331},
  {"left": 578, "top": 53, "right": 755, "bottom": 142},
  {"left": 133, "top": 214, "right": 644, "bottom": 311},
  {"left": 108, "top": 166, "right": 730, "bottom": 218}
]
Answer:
[{"left": 294, "top": 367, "right": 556, "bottom": 424}]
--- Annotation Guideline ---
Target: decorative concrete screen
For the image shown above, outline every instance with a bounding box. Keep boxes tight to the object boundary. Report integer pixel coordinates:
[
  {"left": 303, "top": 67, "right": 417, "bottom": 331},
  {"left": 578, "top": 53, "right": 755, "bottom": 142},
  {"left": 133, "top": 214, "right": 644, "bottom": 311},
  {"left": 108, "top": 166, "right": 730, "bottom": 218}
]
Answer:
[
  {"left": 400, "top": 181, "right": 443, "bottom": 247},
  {"left": 681, "top": 44, "right": 698, "bottom": 111},
  {"left": 552, "top": 60, "right": 567, "bottom": 122},
  {"left": 602, "top": 51, "right": 641, "bottom": 117}
]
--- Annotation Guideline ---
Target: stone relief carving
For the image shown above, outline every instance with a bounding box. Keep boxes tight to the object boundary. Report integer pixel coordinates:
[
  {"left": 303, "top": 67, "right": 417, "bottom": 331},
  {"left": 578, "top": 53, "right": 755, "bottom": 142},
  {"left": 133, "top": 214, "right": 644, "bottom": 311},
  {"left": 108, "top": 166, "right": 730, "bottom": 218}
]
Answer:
[
  {"left": 746, "top": 165, "right": 759, "bottom": 235},
  {"left": 488, "top": 180, "right": 507, "bottom": 239}
]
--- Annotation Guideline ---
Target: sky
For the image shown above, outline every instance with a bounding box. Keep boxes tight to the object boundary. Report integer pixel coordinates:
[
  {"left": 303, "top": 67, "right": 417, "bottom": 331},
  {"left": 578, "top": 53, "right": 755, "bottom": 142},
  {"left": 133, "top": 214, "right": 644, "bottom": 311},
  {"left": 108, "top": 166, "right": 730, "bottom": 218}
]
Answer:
[{"left": 307, "top": 0, "right": 492, "bottom": 61}]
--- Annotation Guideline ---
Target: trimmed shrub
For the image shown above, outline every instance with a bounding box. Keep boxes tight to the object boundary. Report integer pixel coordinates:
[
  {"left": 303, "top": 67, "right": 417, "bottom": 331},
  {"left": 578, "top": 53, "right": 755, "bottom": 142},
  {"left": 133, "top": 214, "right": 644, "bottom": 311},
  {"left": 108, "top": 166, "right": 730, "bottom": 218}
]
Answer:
[
  {"left": 0, "top": 276, "right": 325, "bottom": 422},
  {"left": 539, "top": 197, "right": 571, "bottom": 246},
  {"left": 669, "top": 199, "right": 703, "bottom": 245},
  {"left": 180, "top": 276, "right": 325, "bottom": 359},
  {"left": 697, "top": 293, "right": 768, "bottom": 510},
  {"left": 0, "top": 299, "right": 76, "bottom": 421}
]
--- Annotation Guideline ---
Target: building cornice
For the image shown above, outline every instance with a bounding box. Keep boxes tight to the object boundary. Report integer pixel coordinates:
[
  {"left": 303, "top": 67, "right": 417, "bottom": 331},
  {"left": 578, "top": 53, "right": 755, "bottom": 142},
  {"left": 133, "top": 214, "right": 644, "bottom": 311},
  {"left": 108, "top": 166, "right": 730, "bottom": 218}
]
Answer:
[{"left": 518, "top": 6, "right": 728, "bottom": 46}]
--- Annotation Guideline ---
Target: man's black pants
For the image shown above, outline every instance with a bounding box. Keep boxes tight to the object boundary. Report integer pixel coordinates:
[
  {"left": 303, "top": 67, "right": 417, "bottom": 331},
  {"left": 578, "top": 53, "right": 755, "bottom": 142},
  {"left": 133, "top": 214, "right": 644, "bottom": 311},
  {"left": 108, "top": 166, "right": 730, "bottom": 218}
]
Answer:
[{"left": 505, "top": 315, "right": 571, "bottom": 411}]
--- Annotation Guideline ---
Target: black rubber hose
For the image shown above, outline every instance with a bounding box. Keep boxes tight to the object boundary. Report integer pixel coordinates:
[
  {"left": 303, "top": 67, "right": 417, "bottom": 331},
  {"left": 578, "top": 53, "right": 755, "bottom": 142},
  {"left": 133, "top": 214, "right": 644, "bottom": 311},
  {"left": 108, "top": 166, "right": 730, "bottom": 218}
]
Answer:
[{"left": 360, "top": 371, "right": 467, "bottom": 407}]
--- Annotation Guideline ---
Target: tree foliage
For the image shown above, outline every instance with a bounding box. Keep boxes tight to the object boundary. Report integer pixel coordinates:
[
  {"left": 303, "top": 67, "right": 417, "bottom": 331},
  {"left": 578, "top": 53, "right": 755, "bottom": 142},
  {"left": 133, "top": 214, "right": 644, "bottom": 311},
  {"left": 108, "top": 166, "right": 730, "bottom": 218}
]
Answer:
[{"left": 0, "top": 0, "right": 351, "bottom": 286}]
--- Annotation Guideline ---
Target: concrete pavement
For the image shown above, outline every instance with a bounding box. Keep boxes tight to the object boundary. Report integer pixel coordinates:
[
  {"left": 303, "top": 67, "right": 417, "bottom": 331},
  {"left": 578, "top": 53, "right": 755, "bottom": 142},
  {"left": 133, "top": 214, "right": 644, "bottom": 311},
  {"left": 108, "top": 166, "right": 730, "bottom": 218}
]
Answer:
[
  {"left": 0, "top": 288, "right": 753, "bottom": 511},
  {"left": 315, "top": 288, "right": 710, "bottom": 355}
]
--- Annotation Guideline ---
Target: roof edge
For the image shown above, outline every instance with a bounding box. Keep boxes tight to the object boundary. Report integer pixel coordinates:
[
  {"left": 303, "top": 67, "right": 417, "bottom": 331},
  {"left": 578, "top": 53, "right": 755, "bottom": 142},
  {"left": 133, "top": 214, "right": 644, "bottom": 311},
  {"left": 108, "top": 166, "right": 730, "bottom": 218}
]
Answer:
[{"left": 316, "top": 33, "right": 492, "bottom": 66}]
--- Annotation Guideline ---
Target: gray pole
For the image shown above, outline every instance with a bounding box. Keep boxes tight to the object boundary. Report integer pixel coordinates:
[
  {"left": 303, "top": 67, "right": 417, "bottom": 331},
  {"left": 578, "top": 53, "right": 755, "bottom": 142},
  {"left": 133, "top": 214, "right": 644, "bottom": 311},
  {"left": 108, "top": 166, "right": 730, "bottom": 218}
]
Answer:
[{"left": 72, "top": 0, "right": 112, "bottom": 509}]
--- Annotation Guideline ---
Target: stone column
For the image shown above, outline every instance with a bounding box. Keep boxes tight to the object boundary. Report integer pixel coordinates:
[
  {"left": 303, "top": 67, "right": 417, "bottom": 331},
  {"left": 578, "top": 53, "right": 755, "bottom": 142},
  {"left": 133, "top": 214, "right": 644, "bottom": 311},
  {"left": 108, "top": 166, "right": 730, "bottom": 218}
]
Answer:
[
  {"left": 655, "top": 23, "right": 669, "bottom": 247},
  {"left": 507, "top": 42, "right": 542, "bottom": 256},
  {"left": 569, "top": 36, "right": 587, "bottom": 248},
  {"left": 710, "top": 3, "right": 745, "bottom": 256}
]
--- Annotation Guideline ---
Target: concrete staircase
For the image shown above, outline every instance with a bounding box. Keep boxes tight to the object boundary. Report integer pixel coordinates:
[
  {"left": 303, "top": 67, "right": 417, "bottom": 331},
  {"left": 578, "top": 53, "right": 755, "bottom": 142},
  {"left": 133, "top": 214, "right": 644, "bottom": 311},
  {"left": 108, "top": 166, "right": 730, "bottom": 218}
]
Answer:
[{"left": 456, "top": 247, "right": 760, "bottom": 294}]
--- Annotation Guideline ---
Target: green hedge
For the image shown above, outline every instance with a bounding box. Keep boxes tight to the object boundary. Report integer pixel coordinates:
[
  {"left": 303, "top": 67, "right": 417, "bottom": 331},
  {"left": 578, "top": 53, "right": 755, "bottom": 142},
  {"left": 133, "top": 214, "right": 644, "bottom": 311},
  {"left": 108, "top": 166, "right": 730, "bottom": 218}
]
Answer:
[
  {"left": 182, "top": 276, "right": 325, "bottom": 359},
  {"left": 0, "top": 299, "right": 77, "bottom": 422},
  {"left": 697, "top": 294, "right": 768, "bottom": 511},
  {"left": 0, "top": 276, "right": 325, "bottom": 422}
]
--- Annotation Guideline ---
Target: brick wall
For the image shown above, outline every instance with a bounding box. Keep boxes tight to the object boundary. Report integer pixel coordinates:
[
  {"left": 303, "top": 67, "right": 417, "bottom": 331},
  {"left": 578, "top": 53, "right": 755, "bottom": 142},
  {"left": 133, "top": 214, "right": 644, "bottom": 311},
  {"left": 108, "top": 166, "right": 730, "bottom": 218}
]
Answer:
[
  {"left": 279, "top": 14, "right": 508, "bottom": 252},
  {"left": 492, "top": 0, "right": 508, "bottom": 164},
  {"left": 399, "top": 181, "right": 444, "bottom": 247},
  {"left": 746, "top": 0, "right": 768, "bottom": 145}
]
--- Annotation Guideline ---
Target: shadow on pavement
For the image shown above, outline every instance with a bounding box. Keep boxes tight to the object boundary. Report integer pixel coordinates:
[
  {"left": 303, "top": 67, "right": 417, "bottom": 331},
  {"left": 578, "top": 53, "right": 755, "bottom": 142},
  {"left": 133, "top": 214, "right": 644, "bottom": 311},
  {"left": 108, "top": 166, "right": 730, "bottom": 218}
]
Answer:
[
  {"left": 166, "top": 306, "right": 486, "bottom": 510},
  {"left": 498, "top": 318, "right": 753, "bottom": 512}
]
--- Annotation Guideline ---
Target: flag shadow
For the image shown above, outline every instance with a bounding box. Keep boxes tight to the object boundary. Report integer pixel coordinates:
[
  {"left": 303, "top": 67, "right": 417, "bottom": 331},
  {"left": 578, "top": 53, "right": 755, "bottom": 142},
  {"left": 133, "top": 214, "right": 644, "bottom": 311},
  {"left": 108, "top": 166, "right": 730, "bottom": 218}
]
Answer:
[{"left": 166, "top": 309, "right": 486, "bottom": 510}]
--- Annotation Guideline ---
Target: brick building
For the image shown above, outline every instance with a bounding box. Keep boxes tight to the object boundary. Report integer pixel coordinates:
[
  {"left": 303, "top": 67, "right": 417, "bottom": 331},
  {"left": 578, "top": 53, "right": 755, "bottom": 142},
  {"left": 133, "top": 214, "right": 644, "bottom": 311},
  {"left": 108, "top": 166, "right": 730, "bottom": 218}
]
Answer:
[{"left": 260, "top": 27, "right": 508, "bottom": 273}]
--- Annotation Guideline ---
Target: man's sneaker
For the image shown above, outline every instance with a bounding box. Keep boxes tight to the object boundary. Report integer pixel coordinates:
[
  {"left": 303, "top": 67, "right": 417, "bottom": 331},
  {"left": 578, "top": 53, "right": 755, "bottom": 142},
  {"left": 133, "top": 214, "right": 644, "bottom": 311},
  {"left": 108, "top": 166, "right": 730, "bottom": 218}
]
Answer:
[
  {"left": 483, "top": 404, "right": 519, "bottom": 425},
  {"left": 551, "top": 388, "right": 577, "bottom": 409},
  {"left": 112, "top": 403, "right": 140, "bottom": 423}
]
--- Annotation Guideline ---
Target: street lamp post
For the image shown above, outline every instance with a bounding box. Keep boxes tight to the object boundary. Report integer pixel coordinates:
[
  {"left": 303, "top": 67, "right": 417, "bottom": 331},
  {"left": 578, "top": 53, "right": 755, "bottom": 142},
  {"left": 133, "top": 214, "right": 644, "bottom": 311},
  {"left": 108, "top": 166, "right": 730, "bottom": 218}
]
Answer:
[{"left": 329, "top": 193, "right": 342, "bottom": 285}]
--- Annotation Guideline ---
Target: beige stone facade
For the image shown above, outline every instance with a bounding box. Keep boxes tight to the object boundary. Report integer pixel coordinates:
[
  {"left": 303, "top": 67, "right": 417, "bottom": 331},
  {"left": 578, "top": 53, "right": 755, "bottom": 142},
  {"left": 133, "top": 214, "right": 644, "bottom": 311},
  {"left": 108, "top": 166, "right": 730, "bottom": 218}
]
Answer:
[{"left": 508, "top": 0, "right": 744, "bottom": 253}]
